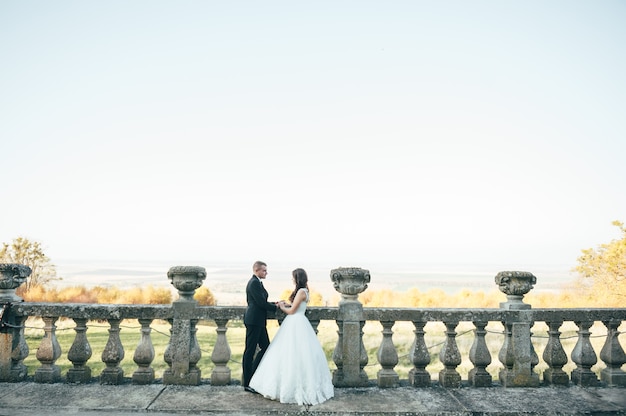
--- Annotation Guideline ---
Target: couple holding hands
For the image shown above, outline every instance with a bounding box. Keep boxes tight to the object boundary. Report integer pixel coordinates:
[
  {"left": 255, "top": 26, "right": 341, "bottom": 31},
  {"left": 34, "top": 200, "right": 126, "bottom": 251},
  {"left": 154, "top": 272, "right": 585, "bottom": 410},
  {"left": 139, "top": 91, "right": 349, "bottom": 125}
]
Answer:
[{"left": 242, "top": 261, "right": 334, "bottom": 406}]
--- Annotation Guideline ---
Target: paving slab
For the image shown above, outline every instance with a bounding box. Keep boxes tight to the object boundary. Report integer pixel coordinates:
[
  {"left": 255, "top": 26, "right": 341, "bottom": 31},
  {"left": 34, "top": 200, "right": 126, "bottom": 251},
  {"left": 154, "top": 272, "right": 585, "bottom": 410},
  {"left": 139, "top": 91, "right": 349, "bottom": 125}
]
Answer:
[
  {"left": 448, "top": 386, "right": 626, "bottom": 415},
  {"left": 0, "top": 382, "right": 164, "bottom": 412},
  {"left": 311, "top": 386, "right": 464, "bottom": 415},
  {"left": 0, "top": 382, "right": 624, "bottom": 415}
]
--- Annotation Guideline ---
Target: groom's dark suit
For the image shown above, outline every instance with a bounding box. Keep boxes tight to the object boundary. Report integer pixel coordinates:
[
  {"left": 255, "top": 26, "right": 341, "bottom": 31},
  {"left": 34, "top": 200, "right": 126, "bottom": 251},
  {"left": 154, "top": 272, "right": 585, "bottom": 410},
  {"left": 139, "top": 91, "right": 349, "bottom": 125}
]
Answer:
[{"left": 242, "top": 275, "right": 277, "bottom": 388}]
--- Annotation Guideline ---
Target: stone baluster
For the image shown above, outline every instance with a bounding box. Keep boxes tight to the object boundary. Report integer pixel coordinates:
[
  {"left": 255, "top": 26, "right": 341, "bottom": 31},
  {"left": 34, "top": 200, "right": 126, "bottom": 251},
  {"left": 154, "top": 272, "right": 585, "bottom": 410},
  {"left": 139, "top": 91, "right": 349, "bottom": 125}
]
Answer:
[
  {"left": 469, "top": 320, "right": 492, "bottom": 387},
  {"left": 163, "top": 266, "right": 206, "bottom": 385},
  {"left": 599, "top": 319, "right": 626, "bottom": 387},
  {"left": 0, "top": 316, "right": 29, "bottom": 382},
  {"left": 359, "top": 320, "right": 368, "bottom": 376},
  {"left": 408, "top": 320, "right": 431, "bottom": 387},
  {"left": 132, "top": 318, "right": 155, "bottom": 384},
  {"left": 0, "top": 263, "right": 31, "bottom": 382},
  {"left": 542, "top": 320, "right": 569, "bottom": 386},
  {"left": 67, "top": 318, "right": 92, "bottom": 383},
  {"left": 330, "top": 267, "right": 370, "bottom": 387},
  {"left": 571, "top": 320, "right": 598, "bottom": 387},
  {"left": 498, "top": 321, "right": 514, "bottom": 383},
  {"left": 34, "top": 316, "right": 62, "bottom": 383},
  {"left": 529, "top": 322, "right": 539, "bottom": 376},
  {"left": 211, "top": 318, "right": 231, "bottom": 385},
  {"left": 332, "top": 319, "right": 344, "bottom": 381},
  {"left": 439, "top": 320, "right": 461, "bottom": 387},
  {"left": 188, "top": 319, "right": 201, "bottom": 380},
  {"left": 309, "top": 318, "right": 320, "bottom": 335},
  {"left": 163, "top": 319, "right": 173, "bottom": 372},
  {"left": 100, "top": 318, "right": 125, "bottom": 384},
  {"left": 377, "top": 320, "right": 399, "bottom": 388},
  {"left": 9, "top": 315, "right": 29, "bottom": 381}
]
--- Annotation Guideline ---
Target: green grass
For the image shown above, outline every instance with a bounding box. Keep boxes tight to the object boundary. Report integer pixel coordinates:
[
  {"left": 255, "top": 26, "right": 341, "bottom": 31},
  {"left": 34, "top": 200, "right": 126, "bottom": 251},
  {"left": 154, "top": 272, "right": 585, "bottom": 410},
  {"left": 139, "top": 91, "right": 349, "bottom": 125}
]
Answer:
[{"left": 21, "top": 318, "right": 621, "bottom": 382}]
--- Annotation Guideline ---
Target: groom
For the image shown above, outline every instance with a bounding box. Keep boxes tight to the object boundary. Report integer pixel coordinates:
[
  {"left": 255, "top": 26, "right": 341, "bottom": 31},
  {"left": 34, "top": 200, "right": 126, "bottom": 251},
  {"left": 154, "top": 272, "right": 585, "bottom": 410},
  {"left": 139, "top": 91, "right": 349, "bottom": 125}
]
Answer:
[{"left": 242, "top": 260, "right": 278, "bottom": 391}]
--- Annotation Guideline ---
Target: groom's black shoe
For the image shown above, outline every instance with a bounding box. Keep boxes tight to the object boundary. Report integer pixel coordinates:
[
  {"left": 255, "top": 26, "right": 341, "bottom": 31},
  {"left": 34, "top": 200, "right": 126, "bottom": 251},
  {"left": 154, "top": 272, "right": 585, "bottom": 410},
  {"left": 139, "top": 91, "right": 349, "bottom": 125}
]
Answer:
[{"left": 244, "top": 386, "right": 258, "bottom": 394}]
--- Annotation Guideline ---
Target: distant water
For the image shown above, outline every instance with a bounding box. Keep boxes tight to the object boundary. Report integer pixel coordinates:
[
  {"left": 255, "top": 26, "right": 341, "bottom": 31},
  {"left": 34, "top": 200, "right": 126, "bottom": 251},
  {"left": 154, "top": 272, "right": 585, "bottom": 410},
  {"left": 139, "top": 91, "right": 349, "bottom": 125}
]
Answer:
[{"left": 52, "top": 259, "right": 577, "bottom": 306}]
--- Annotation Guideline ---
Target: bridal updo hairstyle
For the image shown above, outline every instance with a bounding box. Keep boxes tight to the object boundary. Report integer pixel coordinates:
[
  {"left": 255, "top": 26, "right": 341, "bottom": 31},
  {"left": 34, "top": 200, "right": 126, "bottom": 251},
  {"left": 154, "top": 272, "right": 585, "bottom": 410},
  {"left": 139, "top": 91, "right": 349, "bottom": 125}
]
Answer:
[{"left": 289, "top": 268, "right": 309, "bottom": 302}]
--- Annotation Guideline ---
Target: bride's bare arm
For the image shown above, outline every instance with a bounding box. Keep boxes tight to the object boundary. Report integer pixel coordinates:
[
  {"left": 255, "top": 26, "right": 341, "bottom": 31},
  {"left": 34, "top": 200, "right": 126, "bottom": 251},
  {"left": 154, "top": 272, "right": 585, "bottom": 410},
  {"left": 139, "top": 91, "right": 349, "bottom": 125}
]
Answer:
[{"left": 278, "top": 289, "right": 306, "bottom": 315}]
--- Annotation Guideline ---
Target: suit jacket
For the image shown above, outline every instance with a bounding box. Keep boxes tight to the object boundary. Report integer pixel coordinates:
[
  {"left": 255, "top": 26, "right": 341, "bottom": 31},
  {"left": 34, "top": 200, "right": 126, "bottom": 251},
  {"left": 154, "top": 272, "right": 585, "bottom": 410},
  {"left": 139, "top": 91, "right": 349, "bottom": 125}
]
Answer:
[{"left": 244, "top": 275, "right": 277, "bottom": 326}]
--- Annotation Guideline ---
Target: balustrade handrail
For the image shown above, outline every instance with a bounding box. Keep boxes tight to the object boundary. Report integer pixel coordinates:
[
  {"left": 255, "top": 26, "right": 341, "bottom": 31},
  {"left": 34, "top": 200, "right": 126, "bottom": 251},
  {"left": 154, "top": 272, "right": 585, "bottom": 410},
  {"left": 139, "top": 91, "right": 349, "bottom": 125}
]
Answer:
[
  {"left": 364, "top": 307, "right": 626, "bottom": 322},
  {"left": 10, "top": 303, "right": 338, "bottom": 321},
  {"left": 11, "top": 303, "right": 626, "bottom": 323}
]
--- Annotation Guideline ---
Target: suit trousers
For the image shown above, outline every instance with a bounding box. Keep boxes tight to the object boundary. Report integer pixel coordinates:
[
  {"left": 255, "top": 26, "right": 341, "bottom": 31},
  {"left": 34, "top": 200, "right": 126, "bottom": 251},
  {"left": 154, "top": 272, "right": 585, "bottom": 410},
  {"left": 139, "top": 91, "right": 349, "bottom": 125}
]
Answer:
[{"left": 242, "top": 323, "right": 270, "bottom": 387}]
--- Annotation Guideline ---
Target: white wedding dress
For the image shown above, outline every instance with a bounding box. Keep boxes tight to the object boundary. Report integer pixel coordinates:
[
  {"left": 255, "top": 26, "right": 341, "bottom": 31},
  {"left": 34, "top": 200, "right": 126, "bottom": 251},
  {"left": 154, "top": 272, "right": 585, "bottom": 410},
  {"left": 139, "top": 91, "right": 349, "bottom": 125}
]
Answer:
[{"left": 249, "top": 289, "right": 334, "bottom": 405}]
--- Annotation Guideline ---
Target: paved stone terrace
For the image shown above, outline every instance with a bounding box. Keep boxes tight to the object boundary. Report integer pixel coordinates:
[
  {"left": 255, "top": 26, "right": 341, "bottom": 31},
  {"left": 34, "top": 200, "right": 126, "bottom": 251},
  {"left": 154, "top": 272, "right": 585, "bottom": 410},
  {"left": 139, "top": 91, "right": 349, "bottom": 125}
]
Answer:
[{"left": 1, "top": 382, "right": 625, "bottom": 416}]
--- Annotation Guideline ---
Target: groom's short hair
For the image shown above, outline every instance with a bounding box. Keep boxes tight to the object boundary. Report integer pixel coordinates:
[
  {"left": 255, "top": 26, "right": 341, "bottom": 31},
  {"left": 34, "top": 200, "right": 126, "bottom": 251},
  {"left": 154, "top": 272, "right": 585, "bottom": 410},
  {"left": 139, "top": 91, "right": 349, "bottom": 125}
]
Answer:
[{"left": 253, "top": 261, "right": 267, "bottom": 272}]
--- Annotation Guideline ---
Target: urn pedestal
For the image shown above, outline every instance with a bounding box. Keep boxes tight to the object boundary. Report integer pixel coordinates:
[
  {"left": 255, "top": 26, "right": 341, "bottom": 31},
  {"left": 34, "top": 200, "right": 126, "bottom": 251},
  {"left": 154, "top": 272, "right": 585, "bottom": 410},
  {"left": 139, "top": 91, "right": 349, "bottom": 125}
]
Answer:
[
  {"left": 495, "top": 270, "right": 539, "bottom": 387},
  {"left": 331, "top": 267, "right": 370, "bottom": 387},
  {"left": 163, "top": 266, "right": 206, "bottom": 385},
  {"left": 0, "top": 264, "right": 31, "bottom": 382}
]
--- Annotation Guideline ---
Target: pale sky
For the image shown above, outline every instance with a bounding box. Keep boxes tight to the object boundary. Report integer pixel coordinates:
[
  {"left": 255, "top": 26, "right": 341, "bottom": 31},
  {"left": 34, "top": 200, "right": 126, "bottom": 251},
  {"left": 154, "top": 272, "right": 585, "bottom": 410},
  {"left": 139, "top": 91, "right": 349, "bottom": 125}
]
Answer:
[{"left": 1, "top": 1, "right": 625, "bottom": 273}]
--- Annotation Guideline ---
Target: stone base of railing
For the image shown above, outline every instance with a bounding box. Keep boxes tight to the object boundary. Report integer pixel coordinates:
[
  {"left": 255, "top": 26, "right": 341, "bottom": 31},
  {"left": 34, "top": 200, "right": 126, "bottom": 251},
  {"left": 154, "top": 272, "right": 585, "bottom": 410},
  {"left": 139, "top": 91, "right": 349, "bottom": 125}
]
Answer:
[
  {"left": 468, "top": 368, "right": 492, "bottom": 387},
  {"left": 602, "top": 368, "right": 626, "bottom": 387},
  {"left": 499, "top": 368, "right": 540, "bottom": 387},
  {"left": 9, "top": 365, "right": 28, "bottom": 382},
  {"left": 572, "top": 368, "right": 598, "bottom": 387},
  {"left": 132, "top": 367, "right": 154, "bottom": 385},
  {"left": 100, "top": 367, "right": 124, "bottom": 385},
  {"left": 408, "top": 369, "right": 431, "bottom": 387},
  {"left": 67, "top": 367, "right": 91, "bottom": 384},
  {"left": 163, "top": 368, "right": 201, "bottom": 385},
  {"left": 332, "top": 369, "right": 369, "bottom": 388},
  {"left": 543, "top": 368, "right": 569, "bottom": 386},
  {"left": 211, "top": 368, "right": 231, "bottom": 386},
  {"left": 34, "top": 365, "right": 61, "bottom": 383},
  {"left": 439, "top": 369, "right": 461, "bottom": 388},
  {"left": 377, "top": 369, "right": 399, "bottom": 388}
]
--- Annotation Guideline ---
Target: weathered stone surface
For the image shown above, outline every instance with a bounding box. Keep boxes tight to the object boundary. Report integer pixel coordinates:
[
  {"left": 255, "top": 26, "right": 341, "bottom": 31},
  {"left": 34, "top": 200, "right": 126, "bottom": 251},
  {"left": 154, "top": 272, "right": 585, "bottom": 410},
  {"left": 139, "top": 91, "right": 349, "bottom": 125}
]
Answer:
[
  {"left": 1, "top": 383, "right": 625, "bottom": 415},
  {"left": 0, "top": 263, "right": 31, "bottom": 303},
  {"left": 67, "top": 318, "right": 92, "bottom": 384},
  {"left": 167, "top": 265, "right": 206, "bottom": 302},
  {"left": 331, "top": 267, "right": 370, "bottom": 302},
  {"left": 495, "top": 271, "right": 536, "bottom": 310},
  {"left": 449, "top": 386, "right": 626, "bottom": 414},
  {"left": 331, "top": 267, "right": 370, "bottom": 388}
]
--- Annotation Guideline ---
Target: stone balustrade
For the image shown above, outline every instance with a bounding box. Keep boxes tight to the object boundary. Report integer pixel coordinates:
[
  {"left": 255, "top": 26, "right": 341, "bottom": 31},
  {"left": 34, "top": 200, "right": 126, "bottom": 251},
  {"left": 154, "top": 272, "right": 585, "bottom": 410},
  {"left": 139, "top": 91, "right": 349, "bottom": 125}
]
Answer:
[{"left": 1, "top": 264, "right": 625, "bottom": 389}]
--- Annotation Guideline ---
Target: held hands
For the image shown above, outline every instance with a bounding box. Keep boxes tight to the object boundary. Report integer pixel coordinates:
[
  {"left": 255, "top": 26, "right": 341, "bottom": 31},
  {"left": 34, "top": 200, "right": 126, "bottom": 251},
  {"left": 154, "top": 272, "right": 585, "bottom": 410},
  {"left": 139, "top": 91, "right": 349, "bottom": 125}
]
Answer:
[{"left": 275, "top": 300, "right": 290, "bottom": 312}]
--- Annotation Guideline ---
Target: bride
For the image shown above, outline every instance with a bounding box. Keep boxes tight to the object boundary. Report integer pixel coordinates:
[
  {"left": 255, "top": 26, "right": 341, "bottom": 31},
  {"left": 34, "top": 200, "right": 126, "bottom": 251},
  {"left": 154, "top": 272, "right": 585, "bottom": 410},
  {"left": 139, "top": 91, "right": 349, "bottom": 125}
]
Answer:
[{"left": 249, "top": 268, "right": 334, "bottom": 405}]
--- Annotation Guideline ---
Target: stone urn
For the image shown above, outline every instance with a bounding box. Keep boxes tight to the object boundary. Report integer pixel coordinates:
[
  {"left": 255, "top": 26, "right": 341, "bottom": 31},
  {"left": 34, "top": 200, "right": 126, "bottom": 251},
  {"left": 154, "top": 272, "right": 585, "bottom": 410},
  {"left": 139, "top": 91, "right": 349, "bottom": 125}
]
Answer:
[
  {"left": 0, "top": 263, "right": 31, "bottom": 302},
  {"left": 331, "top": 267, "right": 370, "bottom": 303},
  {"left": 167, "top": 266, "right": 207, "bottom": 302},
  {"left": 495, "top": 271, "right": 536, "bottom": 310}
]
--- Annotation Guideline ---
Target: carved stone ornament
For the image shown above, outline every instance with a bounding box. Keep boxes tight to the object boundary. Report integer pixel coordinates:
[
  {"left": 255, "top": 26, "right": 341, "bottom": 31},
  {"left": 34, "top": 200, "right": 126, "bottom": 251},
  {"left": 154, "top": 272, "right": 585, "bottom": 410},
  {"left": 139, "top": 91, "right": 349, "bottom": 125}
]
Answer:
[
  {"left": 0, "top": 263, "right": 32, "bottom": 302},
  {"left": 495, "top": 271, "right": 536, "bottom": 310},
  {"left": 331, "top": 267, "right": 370, "bottom": 301},
  {"left": 167, "top": 266, "right": 207, "bottom": 302}
]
